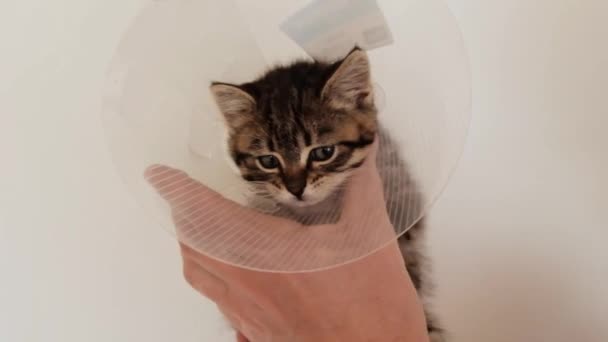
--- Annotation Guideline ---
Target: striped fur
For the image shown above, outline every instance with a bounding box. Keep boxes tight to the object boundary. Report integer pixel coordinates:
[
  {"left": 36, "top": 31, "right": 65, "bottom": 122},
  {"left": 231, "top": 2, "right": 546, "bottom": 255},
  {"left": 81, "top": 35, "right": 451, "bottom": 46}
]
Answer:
[{"left": 210, "top": 48, "right": 445, "bottom": 340}]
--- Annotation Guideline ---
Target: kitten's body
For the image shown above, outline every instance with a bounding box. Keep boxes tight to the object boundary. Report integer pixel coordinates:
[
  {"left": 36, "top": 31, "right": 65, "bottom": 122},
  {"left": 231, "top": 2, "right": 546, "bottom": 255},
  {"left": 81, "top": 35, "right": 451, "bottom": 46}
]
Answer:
[
  {"left": 251, "top": 128, "right": 445, "bottom": 341},
  {"left": 211, "top": 48, "right": 445, "bottom": 341}
]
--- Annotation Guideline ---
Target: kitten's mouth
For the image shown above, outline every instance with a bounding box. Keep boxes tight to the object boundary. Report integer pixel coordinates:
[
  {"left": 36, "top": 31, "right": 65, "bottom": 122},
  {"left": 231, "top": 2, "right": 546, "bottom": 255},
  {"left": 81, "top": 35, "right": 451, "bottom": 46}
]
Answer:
[
  {"left": 284, "top": 196, "right": 324, "bottom": 208},
  {"left": 285, "top": 188, "right": 344, "bottom": 209}
]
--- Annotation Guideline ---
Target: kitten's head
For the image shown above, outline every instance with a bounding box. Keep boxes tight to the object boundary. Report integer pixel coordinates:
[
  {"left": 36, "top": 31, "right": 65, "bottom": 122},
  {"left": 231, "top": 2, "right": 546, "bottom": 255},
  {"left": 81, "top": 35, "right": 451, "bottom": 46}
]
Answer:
[{"left": 210, "top": 47, "right": 377, "bottom": 207}]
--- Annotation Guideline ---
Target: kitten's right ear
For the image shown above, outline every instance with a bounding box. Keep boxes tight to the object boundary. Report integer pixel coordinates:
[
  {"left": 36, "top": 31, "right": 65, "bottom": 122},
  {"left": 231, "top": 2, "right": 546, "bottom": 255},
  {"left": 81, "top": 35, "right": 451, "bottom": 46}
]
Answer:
[
  {"left": 210, "top": 82, "right": 256, "bottom": 130},
  {"left": 321, "top": 47, "right": 373, "bottom": 110}
]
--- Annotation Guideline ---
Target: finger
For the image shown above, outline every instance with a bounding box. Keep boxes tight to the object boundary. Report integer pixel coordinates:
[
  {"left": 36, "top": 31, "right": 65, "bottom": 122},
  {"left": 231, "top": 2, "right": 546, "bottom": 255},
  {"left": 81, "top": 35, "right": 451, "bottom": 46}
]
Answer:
[
  {"left": 181, "top": 251, "right": 228, "bottom": 301},
  {"left": 145, "top": 164, "right": 298, "bottom": 235},
  {"left": 236, "top": 331, "right": 250, "bottom": 342},
  {"left": 217, "top": 305, "right": 241, "bottom": 328},
  {"left": 145, "top": 164, "right": 226, "bottom": 210},
  {"left": 180, "top": 242, "right": 237, "bottom": 274},
  {"left": 147, "top": 165, "right": 382, "bottom": 269},
  {"left": 216, "top": 308, "right": 249, "bottom": 342}
]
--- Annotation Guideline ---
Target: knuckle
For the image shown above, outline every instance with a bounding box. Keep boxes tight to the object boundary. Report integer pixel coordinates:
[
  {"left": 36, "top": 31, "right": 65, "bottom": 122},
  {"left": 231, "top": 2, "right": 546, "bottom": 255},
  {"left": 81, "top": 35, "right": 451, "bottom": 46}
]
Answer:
[{"left": 182, "top": 262, "right": 198, "bottom": 286}]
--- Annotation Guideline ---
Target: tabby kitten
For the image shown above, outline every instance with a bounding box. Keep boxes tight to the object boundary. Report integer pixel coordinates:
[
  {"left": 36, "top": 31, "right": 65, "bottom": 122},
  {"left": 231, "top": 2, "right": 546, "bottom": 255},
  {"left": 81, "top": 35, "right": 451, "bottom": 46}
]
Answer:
[{"left": 210, "top": 47, "right": 445, "bottom": 341}]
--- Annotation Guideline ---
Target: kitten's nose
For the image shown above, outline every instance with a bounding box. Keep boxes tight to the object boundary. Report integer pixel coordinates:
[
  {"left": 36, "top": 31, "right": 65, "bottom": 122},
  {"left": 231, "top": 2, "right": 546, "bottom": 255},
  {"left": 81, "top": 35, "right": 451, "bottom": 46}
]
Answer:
[{"left": 285, "top": 178, "right": 306, "bottom": 200}]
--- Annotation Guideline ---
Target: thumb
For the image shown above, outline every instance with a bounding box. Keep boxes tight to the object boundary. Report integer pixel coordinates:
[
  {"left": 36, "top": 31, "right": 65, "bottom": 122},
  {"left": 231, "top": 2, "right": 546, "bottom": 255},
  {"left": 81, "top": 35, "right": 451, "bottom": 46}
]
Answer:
[
  {"left": 144, "top": 164, "right": 229, "bottom": 211},
  {"left": 144, "top": 164, "right": 299, "bottom": 258}
]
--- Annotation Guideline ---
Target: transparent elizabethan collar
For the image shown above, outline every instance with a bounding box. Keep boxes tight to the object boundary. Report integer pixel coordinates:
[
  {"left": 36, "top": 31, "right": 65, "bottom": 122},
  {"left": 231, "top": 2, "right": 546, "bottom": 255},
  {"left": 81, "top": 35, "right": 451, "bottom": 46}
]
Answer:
[
  {"left": 144, "top": 140, "right": 403, "bottom": 272},
  {"left": 101, "top": 0, "right": 471, "bottom": 272}
]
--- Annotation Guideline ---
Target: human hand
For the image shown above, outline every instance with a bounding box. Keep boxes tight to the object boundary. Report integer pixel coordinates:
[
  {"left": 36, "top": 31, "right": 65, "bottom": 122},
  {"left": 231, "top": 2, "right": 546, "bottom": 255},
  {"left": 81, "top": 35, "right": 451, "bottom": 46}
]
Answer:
[{"left": 144, "top": 142, "right": 429, "bottom": 342}]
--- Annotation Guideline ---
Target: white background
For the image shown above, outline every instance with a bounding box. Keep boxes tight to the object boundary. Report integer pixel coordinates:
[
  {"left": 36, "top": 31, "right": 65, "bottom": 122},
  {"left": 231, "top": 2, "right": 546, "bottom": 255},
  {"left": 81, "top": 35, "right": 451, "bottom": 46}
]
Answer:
[{"left": 1, "top": 1, "right": 607, "bottom": 341}]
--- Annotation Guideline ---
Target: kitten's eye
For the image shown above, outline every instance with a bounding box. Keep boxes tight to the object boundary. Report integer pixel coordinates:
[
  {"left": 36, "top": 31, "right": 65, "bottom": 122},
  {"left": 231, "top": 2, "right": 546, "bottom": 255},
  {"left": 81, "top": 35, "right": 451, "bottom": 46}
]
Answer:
[
  {"left": 257, "top": 155, "right": 279, "bottom": 170},
  {"left": 310, "top": 146, "right": 336, "bottom": 162}
]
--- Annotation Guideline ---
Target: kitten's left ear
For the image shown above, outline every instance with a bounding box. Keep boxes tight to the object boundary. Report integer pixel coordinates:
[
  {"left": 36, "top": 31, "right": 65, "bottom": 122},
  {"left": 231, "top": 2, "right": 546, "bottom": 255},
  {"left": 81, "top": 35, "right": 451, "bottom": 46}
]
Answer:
[
  {"left": 210, "top": 82, "right": 256, "bottom": 131},
  {"left": 321, "top": 47, "right": 373, "bottom": 109}
]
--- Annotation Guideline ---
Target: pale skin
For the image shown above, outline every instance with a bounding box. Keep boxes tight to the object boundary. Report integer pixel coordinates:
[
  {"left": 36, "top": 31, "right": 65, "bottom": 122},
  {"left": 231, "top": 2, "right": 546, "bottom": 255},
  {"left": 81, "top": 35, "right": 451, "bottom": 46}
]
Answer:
[{"left": 145, "top": 142, "right": 430, "bottom": 342}]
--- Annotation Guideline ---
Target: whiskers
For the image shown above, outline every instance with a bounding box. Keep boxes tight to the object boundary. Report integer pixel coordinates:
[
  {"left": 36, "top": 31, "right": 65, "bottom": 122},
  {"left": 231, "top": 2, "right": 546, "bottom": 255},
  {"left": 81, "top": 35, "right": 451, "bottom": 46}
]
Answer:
[{"left": 244, "top": 182, "right": 278, "bottom": 201}]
